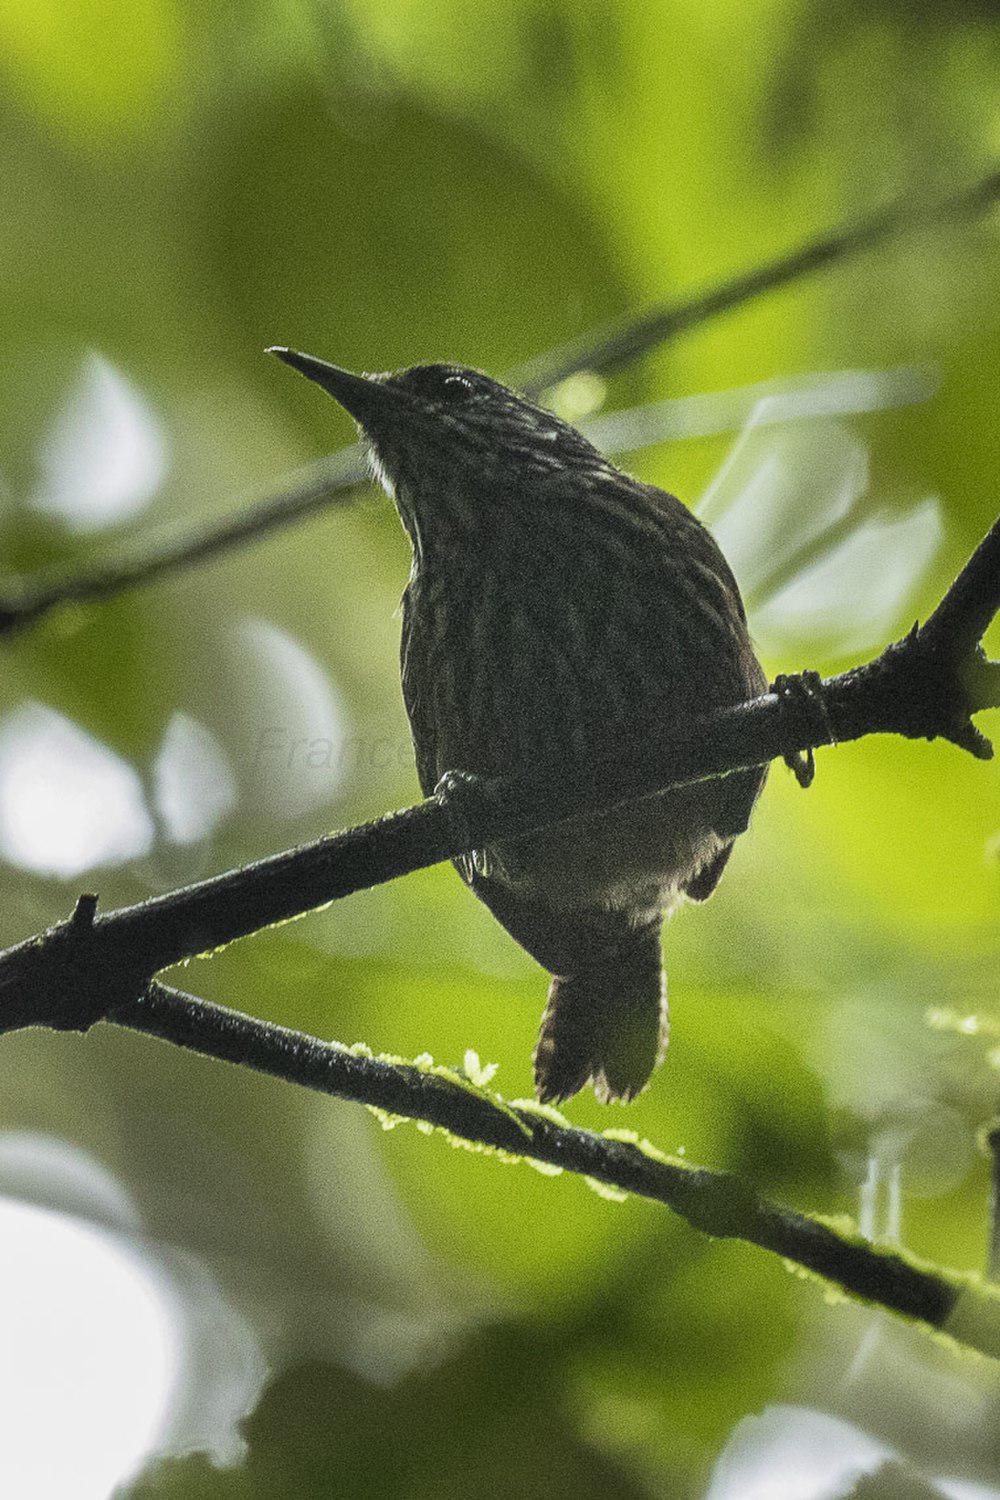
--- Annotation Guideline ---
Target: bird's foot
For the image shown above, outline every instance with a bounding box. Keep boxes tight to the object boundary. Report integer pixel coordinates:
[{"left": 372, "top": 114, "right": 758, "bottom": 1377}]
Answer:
[
  {"left": 434, "top": 769, "right": 503, "bottom": 879},
  {"left": 770, "top": 670, "right": 834, "bottom": 789}
]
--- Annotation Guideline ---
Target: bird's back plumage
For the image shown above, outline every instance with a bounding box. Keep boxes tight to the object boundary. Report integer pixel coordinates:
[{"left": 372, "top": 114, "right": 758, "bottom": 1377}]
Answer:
[
  {"left": 400, "top": 451, "right": 765, "bottom": 1102},
  {"left": 275, "top": 352, "right": 766, "bottom": 1104}
]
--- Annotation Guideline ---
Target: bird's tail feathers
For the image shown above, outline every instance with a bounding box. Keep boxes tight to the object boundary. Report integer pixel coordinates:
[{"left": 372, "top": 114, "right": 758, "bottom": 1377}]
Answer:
[{"left": 533, "top": 925, "right": 667, "bottom": 1105}]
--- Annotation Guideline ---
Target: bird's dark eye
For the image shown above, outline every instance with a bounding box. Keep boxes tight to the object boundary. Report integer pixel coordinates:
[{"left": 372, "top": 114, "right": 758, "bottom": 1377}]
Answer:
[
  {"left": 403, "top": 364, "right": 483, "bottom": 404},
  {"left": 439, "top": 374, "right": 475, "bottom": 401}
]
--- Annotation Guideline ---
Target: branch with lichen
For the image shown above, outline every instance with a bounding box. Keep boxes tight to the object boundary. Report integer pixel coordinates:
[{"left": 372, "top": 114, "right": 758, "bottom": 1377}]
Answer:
[
  {"left": 0, "top": 165, "right": 997, "bottom": 637},
  {"left": 106, "top": 980, "right": 1000, "bottom": 1359},
  {"left": 0, "top": 508, "right": 996, "bottom": 1348},
  {"left": 0, "top": 179, "right": 998, "bottom": 1346}
]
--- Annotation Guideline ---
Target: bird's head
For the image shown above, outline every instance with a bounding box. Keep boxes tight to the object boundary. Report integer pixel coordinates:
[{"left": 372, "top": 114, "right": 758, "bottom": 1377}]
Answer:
[{"left": 268, "top": 348, "right": 610, "bottom": 549}]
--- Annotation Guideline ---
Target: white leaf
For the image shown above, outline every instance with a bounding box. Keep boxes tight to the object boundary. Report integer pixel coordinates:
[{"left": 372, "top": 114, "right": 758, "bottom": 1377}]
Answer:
[
  {"left": 152, "top": 712, "right": 237, "bottom": 845},
  {"left": 752, "top": 498, "right": 942, "bottom": 657},
  {"left": 0, "top": 702, "right": 154, "bottom": 877},
  {"left": 32, "top": 352, "right": 167, "bottom": 533},
  {"left": 228, "top": 618, "right": 351, "bottom": 818}
]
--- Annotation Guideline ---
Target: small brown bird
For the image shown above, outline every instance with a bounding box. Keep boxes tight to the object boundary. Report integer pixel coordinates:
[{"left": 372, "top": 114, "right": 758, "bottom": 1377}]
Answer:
[{"left": 270, "top": 350, "right": 767, "bottom": 1105}]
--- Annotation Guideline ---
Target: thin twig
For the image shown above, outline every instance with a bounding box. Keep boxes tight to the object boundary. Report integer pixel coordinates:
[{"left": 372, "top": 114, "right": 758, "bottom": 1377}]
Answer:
[
  {"left": 516, "top": 166, "right": 1000, "bottom": 392},
  {"left": 0, "top": 167, "right": 996, "bottom": 638},
  {"left": 0, "top": 446, "right": 368, "bottom": 636},
  {"left": 104, "top": 980, "right": 1000, "bottom": 1359}
]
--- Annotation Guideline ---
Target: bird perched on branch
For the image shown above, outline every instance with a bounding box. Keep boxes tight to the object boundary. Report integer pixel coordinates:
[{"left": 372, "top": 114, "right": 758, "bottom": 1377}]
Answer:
[{"left": 270, "top": 349, "right": 767, "bottom": 1105}]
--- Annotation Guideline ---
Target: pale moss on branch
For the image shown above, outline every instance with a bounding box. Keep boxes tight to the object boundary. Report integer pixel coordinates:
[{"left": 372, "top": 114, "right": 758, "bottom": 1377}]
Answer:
[{"left": 341, "top": 1041, "right": 1000, "bottom": 1359}]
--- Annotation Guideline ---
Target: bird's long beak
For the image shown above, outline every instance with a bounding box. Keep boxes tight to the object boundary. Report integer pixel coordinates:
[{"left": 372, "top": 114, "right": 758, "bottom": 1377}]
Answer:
[{"left": 267, "top": 347, "right": 395, "bottom": 428}]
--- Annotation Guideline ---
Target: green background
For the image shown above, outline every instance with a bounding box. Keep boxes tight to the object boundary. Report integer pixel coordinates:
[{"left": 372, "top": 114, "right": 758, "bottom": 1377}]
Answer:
[{"left": 0, "top": 2, "right": 999, "bottom": 1495}]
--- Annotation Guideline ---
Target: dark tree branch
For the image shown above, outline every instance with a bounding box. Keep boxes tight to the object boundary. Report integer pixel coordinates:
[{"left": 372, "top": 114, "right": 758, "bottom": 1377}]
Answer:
[
  {"left": 101, "top": 979, "right": 999, "bottom": 1358},
  {"left": 1, "top": 167, "right": 997, "bottom": 638},
  {"left": 0, "top": 183, "right": 994, "bottom": 1359},
  {"left": 0, "top": 511, "right": 997, "bottom": 1038},
  {"left": 0, "top": 517, "right": 996, "bottom": 1355},
  {"left": 921, "top": 518, "right": 1000, "bottom": 665}
]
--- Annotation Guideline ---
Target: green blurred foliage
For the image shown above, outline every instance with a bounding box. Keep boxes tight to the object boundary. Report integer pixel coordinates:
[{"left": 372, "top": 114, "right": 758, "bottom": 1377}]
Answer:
[{"left": 0, "top": 0, "right": 998, "bottom": 1496}]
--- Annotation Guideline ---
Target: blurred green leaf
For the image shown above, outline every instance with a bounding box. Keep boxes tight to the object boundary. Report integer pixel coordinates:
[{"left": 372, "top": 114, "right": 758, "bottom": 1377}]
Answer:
[
  {"left": 1, "top": 1, "right": 999, "bottom": 1493},
  {"left": 0, "top": 0, "right": 183, "bottom": 141}
]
